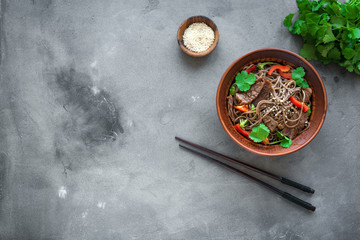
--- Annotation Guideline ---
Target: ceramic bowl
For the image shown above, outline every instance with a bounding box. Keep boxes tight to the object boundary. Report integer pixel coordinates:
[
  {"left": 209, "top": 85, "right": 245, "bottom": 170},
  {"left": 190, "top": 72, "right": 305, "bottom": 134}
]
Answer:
[
  {"left": 216, "top": 48, "right": 327, "bottom": 156},
  {"left": 177, "top": 15, "right": 219, "bottom": 57}
]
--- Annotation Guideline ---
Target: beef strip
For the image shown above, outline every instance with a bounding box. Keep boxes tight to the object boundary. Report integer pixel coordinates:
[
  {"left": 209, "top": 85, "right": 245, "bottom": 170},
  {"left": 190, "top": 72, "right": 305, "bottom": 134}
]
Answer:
[
  {"left": 277, "top": 122, "right": 284, "bottom": 130},
  {"left": 303, "top": 87, "right": 312, "bottom": 103},
  {"left": 281, "top": 112, "right": 309, "bottom": 139},
  {"left": 227, "top": 95, "right": 236, "bottom": 123},
  {"left": 235, "top": 78, "right": 265, "bottom": 105},
  {"left": 263, "top": 116, "right": 278, "bottom": 133},
  {"left": 253, "top": 79, "right": 273, "bottom": 106}
]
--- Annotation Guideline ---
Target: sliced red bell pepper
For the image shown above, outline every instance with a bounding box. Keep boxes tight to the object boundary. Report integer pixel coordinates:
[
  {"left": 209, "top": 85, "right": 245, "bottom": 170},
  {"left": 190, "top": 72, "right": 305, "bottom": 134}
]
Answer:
[
  {"left": 268, "top": 65, "right": 290, "bottom": 75},
  {"left": 234, "top": 105, "right": 249, "bottom": 112},
  {"left": 289, "top": 96, "right": 309, "bottom": 112},
  {"left": 235, "top": 124, "right": 269, "bottom": 145},
  {"left": 279, "top": 70, "right": 292, "bottom": 79},
  {"left": 234, "top": 124, "right": 250, "bottom": 138},
  {"left": 246, "top": 65, "right": 256, "bottom": 74}
]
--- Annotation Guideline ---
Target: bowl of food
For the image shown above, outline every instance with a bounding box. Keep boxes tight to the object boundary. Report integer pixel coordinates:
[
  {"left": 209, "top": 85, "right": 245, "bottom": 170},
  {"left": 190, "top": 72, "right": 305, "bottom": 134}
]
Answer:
[
  {"left": 177, "top": 15, "right": 219, "bottom": 57},
  {"left": 216, "top": 48, "right": 327, "bottom": 156}
]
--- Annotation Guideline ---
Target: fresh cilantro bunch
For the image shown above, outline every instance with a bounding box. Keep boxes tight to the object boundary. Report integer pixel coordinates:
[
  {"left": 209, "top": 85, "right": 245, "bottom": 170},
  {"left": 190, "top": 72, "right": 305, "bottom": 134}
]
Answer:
[
  {"left": 235, "top": 71, "right": 256, "bottom": 92},
  {"left": 292, "top": 67, "right": 309, "bottom": 88},
  {"left": 284, "top": 0, "right": 360, "bottom": 74}
]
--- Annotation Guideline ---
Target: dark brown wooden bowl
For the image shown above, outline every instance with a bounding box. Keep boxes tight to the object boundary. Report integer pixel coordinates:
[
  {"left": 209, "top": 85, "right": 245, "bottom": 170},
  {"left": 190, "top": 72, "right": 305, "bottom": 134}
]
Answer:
[
  {"left": 177, "top": 16, "right": 219, "bottom": 57},
  {"left": 216, "top": 48, "right": 327, "bottom": 156}
]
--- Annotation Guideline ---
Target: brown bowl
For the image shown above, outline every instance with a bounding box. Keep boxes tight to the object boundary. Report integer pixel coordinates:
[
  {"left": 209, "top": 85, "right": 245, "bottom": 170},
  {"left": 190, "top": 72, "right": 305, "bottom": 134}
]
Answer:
[
  {"left": 216, "top": 48, "right": 327, "bottom": 156},
  {"left": 177, "top": 15, "right": 219, "bottom": 57}
]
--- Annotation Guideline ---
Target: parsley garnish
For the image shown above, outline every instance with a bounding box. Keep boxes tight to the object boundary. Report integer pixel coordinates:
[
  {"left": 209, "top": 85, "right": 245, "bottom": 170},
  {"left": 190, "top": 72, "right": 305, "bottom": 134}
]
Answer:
[
  {"left": 249, "top": 123, "right": 270, "bottom": 143},
  {"left": 292, "top": 67, "right": 309, "bottom": 88},
  {"left": 235, "top": 70, "right": 256, "bottom": 92},
  {"left": 284, "top": 0, "right": 360, "bottom": 75}
]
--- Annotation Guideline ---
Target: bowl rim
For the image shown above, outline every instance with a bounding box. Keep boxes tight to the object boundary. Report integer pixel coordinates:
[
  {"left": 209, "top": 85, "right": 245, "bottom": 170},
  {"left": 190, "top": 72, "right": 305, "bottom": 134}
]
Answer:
[
  {"left": 177, "top": 15, "right": 219, "bottom": 57},
  {"left": 216, "top": 48, "right": 327, "bottom": 156}
]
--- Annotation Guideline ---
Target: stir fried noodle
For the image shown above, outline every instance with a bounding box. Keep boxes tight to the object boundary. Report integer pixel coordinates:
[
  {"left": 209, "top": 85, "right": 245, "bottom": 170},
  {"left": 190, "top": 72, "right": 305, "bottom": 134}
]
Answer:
[{"left": 227, "top": 64, "right": 312, "bottom": 142}]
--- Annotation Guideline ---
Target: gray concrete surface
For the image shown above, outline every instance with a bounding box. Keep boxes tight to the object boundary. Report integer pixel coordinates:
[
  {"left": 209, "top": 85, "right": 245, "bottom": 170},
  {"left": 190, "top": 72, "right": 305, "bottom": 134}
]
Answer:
[{"left": 0, "top": 0, "right": 359, "bottom": 239}]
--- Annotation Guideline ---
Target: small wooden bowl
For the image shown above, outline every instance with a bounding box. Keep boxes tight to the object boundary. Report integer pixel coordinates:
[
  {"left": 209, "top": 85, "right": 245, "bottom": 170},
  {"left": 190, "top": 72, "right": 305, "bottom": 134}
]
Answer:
[
  {"left": 177, "top": 16, "right": 219, "bottom": 57},
  {"left": 216, "top": 48, "right": 327, "bottom": 156}
]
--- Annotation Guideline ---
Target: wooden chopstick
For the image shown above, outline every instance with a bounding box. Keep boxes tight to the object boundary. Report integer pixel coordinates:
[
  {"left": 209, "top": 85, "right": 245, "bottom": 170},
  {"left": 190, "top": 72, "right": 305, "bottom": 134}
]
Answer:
[
  {"left": 175, "top": 136, "right": 314, "bottom": 194},
  {"left": 178, "top": 143, "right": 316, "bottom": 212}
]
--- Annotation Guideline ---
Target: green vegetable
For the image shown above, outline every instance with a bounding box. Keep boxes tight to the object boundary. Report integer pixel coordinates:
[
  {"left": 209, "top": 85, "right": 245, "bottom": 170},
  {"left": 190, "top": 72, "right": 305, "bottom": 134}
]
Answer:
[
  {"left": 235, "top": 70, "right": 256, "bottom": 92},
  {"left": 284, "top": 0, "right": 360, "bottom": 75},
  {"left": 251, "top": 104, "right": 255, "bottom": 110},
  {"left": 307, "top": 105, "right": 312, "bottom": 116},
  {"left": 249, "top": 123, "right": 270, "bottom": 143},
  {"left": 268, "top": 131, "right": 293, "bottom": 148},
  {"left": 292, "top": 67, "right": 309, "bottom": 88},
  {"left": 277, "top": 131, "right": 293, "bottom": 148},
  {"left": 257, "top": 62, "right": 278, "bottom": 70},
  {"left": 239, "top": 119, "right": 248, "bottom": 128},
  {"left": 229, "top": 85, "right": 236, "bottom": 95}
]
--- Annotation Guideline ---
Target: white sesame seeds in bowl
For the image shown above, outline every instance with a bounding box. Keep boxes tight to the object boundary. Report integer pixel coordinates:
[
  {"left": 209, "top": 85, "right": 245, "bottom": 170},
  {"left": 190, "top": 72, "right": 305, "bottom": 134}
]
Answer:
[{"left": 177, "top": 16, "right": 219, "bottom": 57}]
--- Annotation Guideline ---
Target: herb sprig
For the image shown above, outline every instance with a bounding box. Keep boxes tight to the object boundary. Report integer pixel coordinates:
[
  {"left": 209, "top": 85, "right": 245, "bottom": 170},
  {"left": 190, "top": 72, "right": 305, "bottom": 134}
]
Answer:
[
  {"left": 249, "top": 123, "right": 270, "bottom": 143},
  {"left": 268, "top": 131, "right": 293, "bottom": 148},
  {"left": 284, "top": 0, "right": 360, "bottom": 75},
  {"left": 235, "top": 70, "right": 257, "bottom": 92},
  {"left": 292, "top": 67, "right": 309, "bottom": 88}
]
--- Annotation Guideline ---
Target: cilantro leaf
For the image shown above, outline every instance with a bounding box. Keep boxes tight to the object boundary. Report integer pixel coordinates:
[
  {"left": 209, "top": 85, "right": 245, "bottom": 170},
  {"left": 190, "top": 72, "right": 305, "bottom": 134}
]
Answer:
[
  {"left": 307, "top": 24, "right": 320, "bottom": 37},
  {"left": 341, "top": 60, "right": 354, "bottom": 72},
  {"left": 330, "top": 2, "right": 342, "bottom": 16},
  {"left": 291, "top": 20, "right": 305, "bottom": 35},
  {"left": 292, "top": 67, "right": 309, "bottom": 88},
  {"left": 316, "top": 25, "right": 328, "bottom": 41},
  {"left": 235, "top": 71, "right": 256, "bottom": 92},
  {"left": 276, "top": 131, "right": 293, "bottom": 148},
  {"left": 292, "top": 67, "right": 305, "bottom": 79},
  {"left": 284, "top": 13, "right": 295, "bottom": 27},
  {"left": 330, "top": 15, "right": 346, "bottom": 28},
  {"left": 323, "top": 27, "right": 337, "bottom": 43},
  {"left": 319, "top": 13, "right": 330, "bottom": 25},
  {"left": 346, "top": 4, "right": 359, "bottom": 20},
  {"left": 305, "top": 12, "right": 321, "bottom": 25},
  {"left": 342, "top": 48, "right": 356, "bottom": 60},
  {"left": 300, "top": 44, "right": 317, "bottom": 60},
  {"left": 328, "top": 47, "right": 341, "bottom": 61},
  {"left": 307, "top": 105, "right": 311, "bottom": 116},
  {"left": 349, "top": 28, "right": 360, "bottom": 40},
  {"left": 312, "top": 0, "right": 325, "bottom": 12},
  {"left": 249, "top": 123, "right": 270, "bottom": 143},
  {"left": 317, "top": 43, "right": 335, "bottom": 57},
  {"left": 296, "top": 80, "right": 310, "bottom": 88}
]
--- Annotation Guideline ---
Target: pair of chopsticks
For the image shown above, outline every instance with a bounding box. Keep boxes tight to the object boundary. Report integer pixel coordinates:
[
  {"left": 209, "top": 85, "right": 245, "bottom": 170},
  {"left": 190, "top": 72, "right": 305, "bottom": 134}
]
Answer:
[{"left": 175, "top": 136, "right": 316, "bottom": 212}]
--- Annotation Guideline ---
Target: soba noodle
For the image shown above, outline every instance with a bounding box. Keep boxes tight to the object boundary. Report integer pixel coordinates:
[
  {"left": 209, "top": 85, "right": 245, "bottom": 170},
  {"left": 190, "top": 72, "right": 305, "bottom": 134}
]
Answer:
[{"left": 227, "top": 63, "right": 312, "bottom": 143}]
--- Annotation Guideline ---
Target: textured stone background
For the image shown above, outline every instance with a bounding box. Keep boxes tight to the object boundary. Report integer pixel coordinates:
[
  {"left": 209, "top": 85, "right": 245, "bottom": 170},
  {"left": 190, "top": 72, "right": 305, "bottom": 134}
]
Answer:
[{"left": 0, "top": 0, "right": 359, "bottom": 239}]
